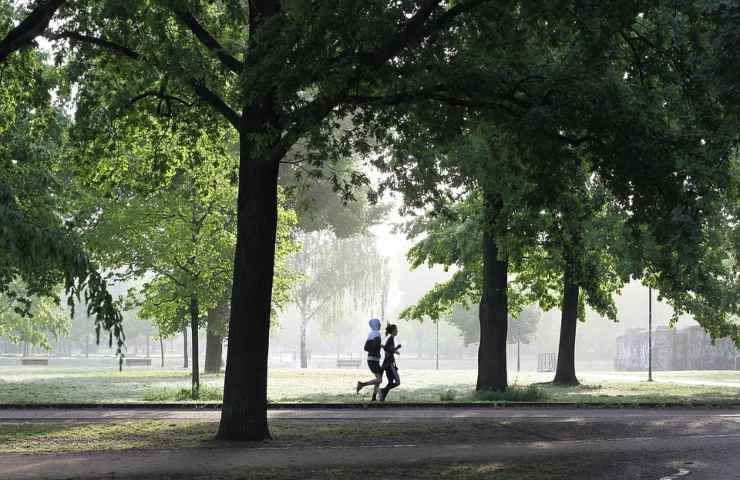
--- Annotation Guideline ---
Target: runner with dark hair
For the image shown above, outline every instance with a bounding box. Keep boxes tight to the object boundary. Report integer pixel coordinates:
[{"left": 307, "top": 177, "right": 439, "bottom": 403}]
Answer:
[{"left": 379, "top": 323, "right": 401, "bottom": 401}]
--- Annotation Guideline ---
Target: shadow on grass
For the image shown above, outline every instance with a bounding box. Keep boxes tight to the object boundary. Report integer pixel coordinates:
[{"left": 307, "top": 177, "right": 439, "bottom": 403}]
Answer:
[{"left": 0, "top": 421, "right": 224, "bottom": 454}]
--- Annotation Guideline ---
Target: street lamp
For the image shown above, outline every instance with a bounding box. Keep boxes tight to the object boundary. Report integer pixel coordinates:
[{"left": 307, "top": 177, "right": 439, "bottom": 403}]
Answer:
[{"left": 648, "top": 286, "right": 653, "bottom": 382}]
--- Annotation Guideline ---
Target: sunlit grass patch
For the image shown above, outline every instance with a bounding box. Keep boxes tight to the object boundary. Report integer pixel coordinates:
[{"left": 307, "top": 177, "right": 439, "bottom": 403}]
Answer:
[{"left": 0, "top": 367, "right": 737, "bottom": 405}]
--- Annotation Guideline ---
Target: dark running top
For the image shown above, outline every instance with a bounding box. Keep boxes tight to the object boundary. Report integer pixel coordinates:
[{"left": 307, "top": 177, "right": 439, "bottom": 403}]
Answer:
[
  {"left": 382, "top": 336, "right": 397, "bottom": 369},
  {"left": 364, "top": 337, "right": 381, "bottom": 361}
]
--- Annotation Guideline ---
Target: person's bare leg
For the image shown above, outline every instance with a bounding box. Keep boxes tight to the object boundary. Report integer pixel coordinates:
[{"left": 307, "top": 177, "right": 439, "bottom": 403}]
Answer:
[
  {"left": 371, "top": 372, "right": 382, "bottom": 400},
  {"left": 357, "top": 372, "right": 382, "bottom": 394}
]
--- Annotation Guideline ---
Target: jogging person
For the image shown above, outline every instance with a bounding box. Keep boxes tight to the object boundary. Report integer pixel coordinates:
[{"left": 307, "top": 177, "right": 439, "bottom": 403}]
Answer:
[
  {"left": 356, "top": 318, "right": 383, "bottom": 401},
  {"left": 378, "top": 323, "right": 401, "bottom": 402}
]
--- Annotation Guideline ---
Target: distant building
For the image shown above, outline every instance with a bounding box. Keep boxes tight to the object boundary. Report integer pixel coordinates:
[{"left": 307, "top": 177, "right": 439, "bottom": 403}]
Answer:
[{"left": 615, "top": 326, "right": 739, "bottom": 371}]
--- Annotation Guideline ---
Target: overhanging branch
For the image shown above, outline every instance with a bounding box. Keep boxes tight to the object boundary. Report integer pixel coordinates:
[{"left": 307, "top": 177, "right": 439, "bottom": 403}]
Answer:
[
  {"left": 0, "top": 0, "right": 66, "bottom": 63},
  {"left": 192, "top": 82, "right": 240, "bottom": 128},
  {"left": 362, "top": 0, "right": 491, "bottom": 67},
  {"left": 48, "top": 30, "right": 240, "bottom": 129},
  {"left": 48, "top": 30, "right": 141, "bottom": 60},
  {"left": 172, "top": 9, "right": 244, "bottom": 74}
]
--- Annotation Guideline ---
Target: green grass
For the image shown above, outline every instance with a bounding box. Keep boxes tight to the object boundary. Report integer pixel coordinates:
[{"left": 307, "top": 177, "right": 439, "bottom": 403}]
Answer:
[
  {"left": 473, "top": 384, "right": 547, "bottom": 402},
  {"left": 0, "top": 367, "right": 737, "bottom": 405}
]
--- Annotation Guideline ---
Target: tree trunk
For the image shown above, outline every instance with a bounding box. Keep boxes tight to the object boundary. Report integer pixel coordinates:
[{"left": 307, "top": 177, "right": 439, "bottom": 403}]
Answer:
[
  {"left": 159, "top": 335, "right": 165, "bottom": 368},
  {"left": 145, "top": 335, "right": 150, "bottom": 358},
  {"left": 190, "top": 296, "right": 200, "bottom": 398},
  {"left": 205, "top": 323, "right": 223, "bottom": 374},
  {"left": 476, "top": 198, "right": 508, "bottom": 392},
  {"left": 553, "top": 266, "right": 580, "bottom": 385},
  {"left": 299, "top": 314, "right": 308, "bottom": 369},
  {"left": 182, "top": 326, "right": 189, "bottom": 369},
  {"left": 517, "top": 338, "right": 520, "bottom": 373},
  {"left": 218, "top": 134, "right": 280, "bottom": 441},
  {"left": 205, "top": 301, "right": 227, "bottom": 373},
  {"left": 205, "top": 330, "right": 223, "bottom": 373}
]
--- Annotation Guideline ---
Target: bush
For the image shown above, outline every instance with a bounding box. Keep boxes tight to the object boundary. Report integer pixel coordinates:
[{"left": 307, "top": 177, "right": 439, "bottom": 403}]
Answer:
[
  {"left": 143, "top": 385, "right": 223, "bottom": 402},
  {"left": 473, "top": 384, "right": 547, "bottom": 402},
  {"left": 439, "top": 389, "right": 458, "bottom": 402}
]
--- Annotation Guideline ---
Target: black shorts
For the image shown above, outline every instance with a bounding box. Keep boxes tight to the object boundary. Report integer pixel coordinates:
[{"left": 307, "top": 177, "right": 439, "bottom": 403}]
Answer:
[{"left": 368, "top": 360, "right": 382, "bottom": 374}]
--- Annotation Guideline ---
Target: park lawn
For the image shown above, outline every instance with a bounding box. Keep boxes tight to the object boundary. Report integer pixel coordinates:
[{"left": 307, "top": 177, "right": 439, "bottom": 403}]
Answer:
[
  {"left": 0, "top": 367, "right": 737, "bottom": 404},
  {"left": 600, "top": 370, "right": 740, "bottom": 384}
]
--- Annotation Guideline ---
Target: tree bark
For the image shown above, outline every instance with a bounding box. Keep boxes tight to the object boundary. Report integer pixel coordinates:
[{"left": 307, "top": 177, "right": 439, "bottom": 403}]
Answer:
[
  {"left": 553, "top": 266, "right": 580, "bottom": 385},
  {"left": 218, "top": 132, "right": 280, "bottom": 441},
  {"left": 0, "top": 0, "right": 66, "bottom": 63},
  {"left": 190, "top": 296, "right": 200, "bottom": 398},
  {"left": 205, "top": 309, "right": 224, "bottom": 374},
  {"left": 205, "top": 300, "right": 228, "bottom": 373},
  {"left": 159, "top": 335, "right": 165, "bottom": 368},
  {"left": 299, "top": 314, "right": 308, "bottom": 369},
  {"left": 517, "top": 338, "right": 520, "bottom": 373},
  {"left": 476, "top": 197, "right": 508, "bottom": 392},
  {"left": 182, "top": 326, "right": 189, "bottom": 369},
  {"left": 205, "top": 329, "right": 223, "bottom": 373}
]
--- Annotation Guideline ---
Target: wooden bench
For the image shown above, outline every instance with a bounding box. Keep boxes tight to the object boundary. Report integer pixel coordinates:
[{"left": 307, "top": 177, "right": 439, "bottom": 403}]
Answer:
[
  {"left": 336, "top": 358, "right": 361, "bottom": 368},
  {"left": 21, "top": 358, "right": 48, "bottom": 366},
  {"left": 125, "top": 358, "right": 152, "bottom": 367}
]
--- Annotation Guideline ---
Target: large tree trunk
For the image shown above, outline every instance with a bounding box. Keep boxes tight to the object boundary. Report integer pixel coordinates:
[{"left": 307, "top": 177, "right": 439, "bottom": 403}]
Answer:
[
  {"left": 477, "top": 198, "right": 508, "bottom": 392},
  {"left": 553, "top": 266, "right": 580, "bottom": 385},
  {"left": 299, "top": 314, "right": 308, "bottom": 369},
  {"left": 190, "top": 296, "right": 200, "bottom": 398},
  {"left": 218, "top": 134, "right": 280, "bottom": 441}
]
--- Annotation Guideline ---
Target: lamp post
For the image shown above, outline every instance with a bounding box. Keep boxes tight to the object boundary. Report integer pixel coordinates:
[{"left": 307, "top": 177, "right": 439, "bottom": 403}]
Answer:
[{"left": 648, "top": 286, "right": 653, "bottom": 382}]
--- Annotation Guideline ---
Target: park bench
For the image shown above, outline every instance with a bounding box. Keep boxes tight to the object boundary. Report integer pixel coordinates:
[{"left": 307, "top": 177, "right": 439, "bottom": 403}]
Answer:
[
  {"left": 336, "top": 358, "right": 361, "bottom": 369},
  {"left": 537, "top": 353, "right": 556, "bottom": 372},
  {"left": 125, "top": 357, "right": 152, "bottom": 367},
  {"left": 20, "top": 358, "right": 48, "bottom": 366}
]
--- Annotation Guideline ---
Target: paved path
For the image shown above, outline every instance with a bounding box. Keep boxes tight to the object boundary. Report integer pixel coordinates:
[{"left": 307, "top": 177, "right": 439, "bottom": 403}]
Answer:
[{"left": 1, "top": 407, "right": 739, "bottom": 479}]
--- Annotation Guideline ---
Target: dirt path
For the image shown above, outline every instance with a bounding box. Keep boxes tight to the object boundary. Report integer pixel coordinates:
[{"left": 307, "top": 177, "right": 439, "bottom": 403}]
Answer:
[
  {"left": 1, "top": 431, "right": 739, "bottom": 479},
  {"left": 2, "top": 408, "right": 739, "bottom": 479}
]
